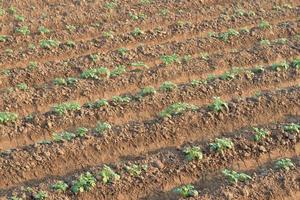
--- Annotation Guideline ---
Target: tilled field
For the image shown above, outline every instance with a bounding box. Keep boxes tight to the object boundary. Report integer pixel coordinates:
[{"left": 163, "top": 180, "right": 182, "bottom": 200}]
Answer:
[{"left": 0, "top": 0, "right": 299, "bottom": 199}]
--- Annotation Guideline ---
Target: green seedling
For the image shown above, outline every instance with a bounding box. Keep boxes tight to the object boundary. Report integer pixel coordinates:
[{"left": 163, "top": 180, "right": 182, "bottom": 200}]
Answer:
[
  {"left": 218, "top": 29, "right": 239, "bottom": 42},
  {"left": 0, "top": 35, "right": 8, "bottom": 42},
  {"left": 33, "top": 191, "right": 48, "bottom": 200},
  {"left": 251, "top": 66, "right": 265, "bottom": 74},
  {"left": 105, "top": 1, "right": 117, "bottom": 9},
  {"left": 16, "top": 26, "right": 30, "bottom": 35},
  {"left": 10, "top": 196, "right": 22, "bottom": 200},
  {"left": 16, "top": 83, "right": 28, "bottom": 91},
  {"left": 274, "top": 38, "right": 288, "bottom": 45},
  {"left": 76, "top": 127, "right": 88, "bottom": 137},
  {"left": 292, "top": 59, "right": 300, "bottom": 69},
  {"left": 131, "top": 61, "right": 148, "bottom": 68},
  {"left": 219, "top": 68, "right": 241, "bottom": 80},
  {"left": 81, "top": 67, "right": 110, "bottom": 79},
  {"left": 159, "top": 102, "right": 197, "bottom": 118},
  {"left": 95, "top": 122, "right": 111, "bottom": 135},
  {"left": 183, "top": 146, "right": 203, "bottom": 161},
  {"left": 89, "top": 54, "right": 99, "bottom": 63},
  {"left": 161, "top": 54, "right": 180, "bottom": 65},
  {"left": 102, "top": 31, "right": 114, "bottom": 39},
  {"left": 51, "top": 181, "right": 68, "bottom": 192},
  {"left": 210, "top": 138, "right": 234, "bottom": 154},
  {"left": 52, "top": 102, "right": 81, "bottom": 115},
  {"left": 252, "top": 127, "right": 270, "bottom": 142},
  {"left": 258, "top": 20, "right": 272, "bottom": 29},
  {"left": 132, "top": 27, "right": 144, "bottom": 36},
  {"left": 28, "top": 43, "right": 36, "bottom": 50},
  {"left": 38, "top": 26, "right": 50, "bottom": 34},
  {"left": 283, "top": 123, "right": 300, "bottom": 133},
  {"left": 66, "top": 25, "right": 76, "bottom": 32},
  {"left": 28, "top": 62, "right": 38, "bottom": 71},
  {"left": 174, "top": 184, "right": 198, "bottom": 198},
  {"left": 100, "top": 165, "right": 120, "bottom": 183},
  {"left": 110, "top": 65, "right": 126, "bottom": 77},
  {"left": 160, "top": 9, "right": 169, "bottom": 16},
  {"left": 66, "top": 40, "right": 76, "bottom": 47},
  {"left": 40, "top": 39, "right": 60, "bottom": 49},
  {"left": 0, "top": 112, "right": 18, "bottom": 124},
  {"left": 260, "top": 39, "right": 270, "bottom": 46},
  {"left": 129, "top": 12, "right": 146, "bottom": 20},
  {"left": 159, "top": 81, "right": 177, "bottom": 92},
  {"left": 71, "top": 172, "right": 96, "bottom": 194},
  {"left": 139, "top": 86, "right": 156, "bottom": 97},
  {"left": 112, "top": 95, "right": 131, "bottom": 104},
  {"left": 8, "top": 6, "right": 16, "bottom": 15},
  {"left": 15, "top": 15, "right": 25, "bottom": 22},
  {"left": 125, "top": 164, "right": 148, "bottom": 177},
  {"left": 208, "top": 97, "right": 228, "bottom": 112},
  {"left": 271, "top": 61, "right": 289, "bottom": 71},
  {"left": 0, "top": 8, "right": 5, "bottom": 16},
  {"left": 182, "top": 55, "right": 192, "bottom": 63},
  {"left": 118, "top": 48, "right": 128, "bottom": 56},
  {"left": 222, "top": 169, "right": 252, "bottom": 184},
  {"left": 275, "top": 158, "right": 295, "bottom": 171},
  {"left": 139, "top": 0, "right": 152, "bottom": 5},
  {"left": 53, "top": 132, "right": 76, "bottom": 142},
  {"left": 94, "top": 99, "right": 109, "bottom": 108}
]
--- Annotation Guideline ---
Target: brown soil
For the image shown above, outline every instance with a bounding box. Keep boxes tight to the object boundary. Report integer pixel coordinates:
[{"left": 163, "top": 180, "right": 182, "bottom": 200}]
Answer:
[{"left": 0, "top": 0, "right": 299, "bottom": 199}]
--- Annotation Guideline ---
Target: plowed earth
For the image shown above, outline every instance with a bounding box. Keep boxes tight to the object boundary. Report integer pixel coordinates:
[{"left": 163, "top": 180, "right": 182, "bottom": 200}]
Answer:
[{"left": 0, "top": 0, "right": 299, "bottom": 200}]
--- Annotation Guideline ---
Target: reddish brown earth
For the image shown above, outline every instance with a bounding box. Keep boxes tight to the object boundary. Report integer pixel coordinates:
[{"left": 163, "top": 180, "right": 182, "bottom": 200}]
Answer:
[{"left": 0, "top": 0, "right": 299, "bottom": 199}]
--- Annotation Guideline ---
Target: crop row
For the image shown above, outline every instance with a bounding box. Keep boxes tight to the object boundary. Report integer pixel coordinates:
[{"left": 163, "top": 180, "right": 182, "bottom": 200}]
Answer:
[
  {"left": 0, "top": 86, "right": 299, "bottom": 189},
  {"left": 2, "top": 120, "right": 299, "bottom": 199},
  {"left": 0, "top": 4, "right": 298, "bottom": 68},
  {"left": 0, "top": 59, "right": 299, "bottom": 150}
]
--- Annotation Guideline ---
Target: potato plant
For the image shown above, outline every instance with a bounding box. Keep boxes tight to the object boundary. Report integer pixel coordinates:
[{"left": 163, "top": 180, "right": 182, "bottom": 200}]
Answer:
[
  {"left": 112, "top": 95, "right": 131, "bottom": 104},
  {"left": 252, "top": 127, "right": 270, "bottom": 142},
  {"left": 0, "top": 112, "right": 18, "bottom": 124},
  {"left": 210, "top": 138, "right": 234, "bottom": 155},
  {"left": 174, "top": 184, "right": 198, "bottom": 198},
  {"left": 275, "top": 158, "right": 295, "bottom": 171},
  {"left": 283, "top": 123, "right": 300, "bottom": 133},
  {"left": 159, "top": 81, "right": 177, "bottom": 92},
  {"left": 52, "top": 102, "right": 81, "bottom": 115},
  {"left": 110, "top": 65, "right": 126, "bottom": 77},
  {"left": 40, "top": 39, "right": 60, "bottom": 49},
  {"left": 51, "top": 181, "right": 68, "bottom": 192},
  {"left": 81, "top": 67, "right": 110, "bottom": 80},
  {"left": 125, "top": 164, "right": 148, "bottom": 177},
  {"left": 161, "top": 54, "right": 180, "bottom": 65},
  {"left": 95, "top": 122, "right": 111, "bottom": 135},
  {"left": 208, "top": 97, "right": 228, "bottom": 112},
  {"left": 71, "top": 172, "right": 97, "bottom": 194},
  {"left": 33, "top": 191, "right": 48, "bottom": 200},
  {"left": 139, "top": 86, "right": 156, "bottom": 97},
  {"left": 222, "top": 169, "right": 252, "bottom": 184},
  {"left": 183, "top": 146, "right": 203, "bottom": 161},
  {"left": 53, "top": 132, "right": 76, "bottom": 142},
  {"left": 159, "top": 102, "right": 197, "bottom": 118},
  {"left": 100, "top": 165, "right": 120, "bottom": 184}
]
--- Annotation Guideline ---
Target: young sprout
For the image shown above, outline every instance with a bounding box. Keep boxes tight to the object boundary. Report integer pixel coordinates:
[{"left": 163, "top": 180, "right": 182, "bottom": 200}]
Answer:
[
  {"left": 218, "top": 29, "right": 239, "bottom": 42},
  {"left": 0, "top": 8, "right": 4, "bottom": 16},
  {"left": 104, "top": 1, "right": 117, "bottom": 9},
  {"left": 71, "top": 172, "right": 97, "bottom": 194},
  {"left": 292, "top": 58, "right": 300, "bottom": 69},
  {"left": 160, "top": 9, "right": 169, "bottom": 16},
  {"left": 33, "top": 191, "right": 48, "bottom": 200},
  {"left": 275, "top": 158, "right": 295, "bottom": 171},
  {"left": 159, "top": 102, "right": 197, "bottom": 118},
  {"left": 139, "top": 86, "right": 156, "bottom": 97},
  {"left": 110, "top": 65, "right": 126, "bottom": 77},
  {"left": 95, "top": 122, "right": 111, "bottom": 135},
  {"left": 174, "top": 184, "right": 199, "bottom": 198},
  {"left": 90, "top": 54, "right": 99, "bottom": 63},
  {"left": 52, "top": 102, "right": 81, "bottom": 115},
  {"left": 260, "top": 39, "right": 271, "bottom": 46},
  {"left": 208, "top": 97, "right": 228, "bottom": 112},
  {"left": 100, "top": 165, "right": 120, "bottom": 183},
  {"left": 94, "top": 99, "right": 109, "bottom": 108},
  {"left": 16, "top": 26, "right": 30, "bottom": 35},
  {"left": 38, "top": 26, "right": 50, "bottom": 34},
  {"left": 219, "top": 68, "right": 241, "bottom": 80},
  {"left": 222, "top": 169, "right": 252, "bottom": 184},
  {"left": 283, "top": 123, "right": 300, "bottom": 133},
  {"left": 258, "top": 20, "right": 272, "bottom": 29},
  {"left": 112, "top": 96, "right": 131, "bottom": 104},
  {"left": 118, "top": 48, "right": 128, "bottom": 56},
  {"left": 183, "top": 146, "right": 203, "bottom": 161},
  {"left": 8, "top": 6, "right": 17, "bottom": 15},
  {"left": 125, "top": 164, "right": 148, "bottom": 177},
  {"left": 53, "top": 132, "right": 76, "bottom": 142},
  {"left": 9, "top": 196, "right": 22, "bottom": 200},
  {"left": 66, "top": 24, "right": 76, "bottom": 32},
  {"left": 0, "top": 112, "right": 18, "bottom": 124},
  {"left": 66, "top": 40, "right": 76, "bottom": 47},
  {"left": 51, "top": 181, "right": 68, "bottom": 192},
  {"left": 251, "top": 66, "right": 265, "bottom": 74},
  {"left": 159, "top": 81, "right": 177, "bottom": 92},
  {"left": 16, "top": 83, "right": 28, "bottom": 91},
  {"left": 28, "top": 61, "right": 38, "bottom": 71},
  {"left": 102, "top": 31, "right": 114, "bottom": 39},
  {"left": 73, "top": 127, "right": 88, "bottom": 137},
  {"left": 15, "top": 15, "right": 25, "bottom": 22},
  {"left": 252, "top": 127, "right": 270, "bottom": 142},
  {"left": 81, "top": 67, "right": 110, "bottom": 80},
  {"left": 132, "top": 27, "right": 144, "bottom": 36},
  {"left": 0, "top": 35, "right": 8, "bottom": 42},
  {"left": 131, "top": 61, "right": 148, "bottom": 68},
  {"left": 210, "top": 138, "right": 234, "bottom": 154},
  {"left": 271, "top": 61, "right": 289, "bottom": 71},
  {"left": 161, "top": 54, "right": 180, "bottom": 65},
  {"left": 40, "top": 39, "right": 60, "bottom": 49},
  {"left": 129, "top": 12, "right": 146, "bottom": 20},
  {"left": 274, "top": 38, "right": 288, "bottom": 45}
]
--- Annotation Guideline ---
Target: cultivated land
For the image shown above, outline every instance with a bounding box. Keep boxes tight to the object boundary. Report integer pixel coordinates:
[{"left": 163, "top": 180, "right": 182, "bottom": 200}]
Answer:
[{"left": 0, "top": 0, "right": 299, "bottom": 199}]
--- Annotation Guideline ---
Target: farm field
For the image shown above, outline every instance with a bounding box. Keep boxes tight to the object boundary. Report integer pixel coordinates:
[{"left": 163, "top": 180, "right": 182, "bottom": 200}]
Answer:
[{"left": 0, "top": 0, "right": 299, "bottom": 199}]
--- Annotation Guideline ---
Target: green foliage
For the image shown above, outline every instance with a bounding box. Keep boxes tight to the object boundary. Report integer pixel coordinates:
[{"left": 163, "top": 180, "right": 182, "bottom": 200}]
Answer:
[
  {"left": 53, "top": 132, "right": 76, "bottom": 142},
  {"left": 292, "top": 58, "right": 300, "bottom": 69},
  {"left": 258, "top": 20, "right": 272, "bottom": 29},
  {"left": 0, "top": 35, "right": 8, "bottom": 42},
  {"left": 76, "top": 127, "right": 89, "bottom": 137},
  {"left": 129, "top": 12, "right": 146, "bottom": 20},
  {"left": 160, "top": 9, "right": 169, "bottom": 16},
  {"left": 33, "top": 191, "right": 48, "bottom": 200},
  {"left": 95, "top": 122, "right": 111, "bottom": 135},
  {"left": 110, "top": 65, "right": 126, "bottom": 77},
  {"left": 71, "top": 172, "right": 96, "bottom": 194},
  {"left": 16, "top": 83, "right": 28, "bottom": 91},
  {"left": 28, "top": 62, "right": 38, "bottom": 71},
  {"left": 219, "top": 68, "right": 241, "bottom": 80},
  {"left": 118, "top": 48, "right": 128, "bottom": 56},
  {"left": 222, "top": 169, "right": 252, "bottom": 184},
  {"left": 100, "top": 165, "right": 120, "bottom": 184},
  {"left": 0, "top": 8, "right": 5, "bottom": 16},
  {"left": 210, "top": 138, "right": 234, "bottom": 154},
  {"left": 251, "top": 66, "right": 265, "bottom": 74},
  {"left": 53, "top": 77, "right": 77, "bottom": 86},
  {"left": 271, "top": 61, "right": 289, "bottom": 71},
  {"left": 159, "top": 81, "right": 177, "bottom": 92},
  {"left": 15, "top": 15, "right": 25, "bottom": 22},
  {"left": 102, "top": 31, "right": 114, "bottom": 39},
  {"left": 10, "top": 196, "right": 22, "bottom": 200},
  {"left": 274, "top": 38, "right": 288, "bottom": 45},
  {"left": 125, "top": 164, "right": 148, "bottom": 177},
  {"left": 66, "top": 40, "right": 76, "bottom": 48},
  {"left": 112, "top": 95, "right": 131, "bottom": 104},
  {"left": 81, "top": 67, "right": 110, "bottom": 80},
  {"left": 161, "top": 54, "right": 180, "bottom": 65},
  {"left": 252, "top": 127, "right": 270, "bottom": 142},
  {"left": 183, "top": 146, "right": 203, "bottom": 161},
  {"left": 260, "top": 39, "right": 270, "bottom": 46},
  {"left": 40, "top": 39, "right": 60, "bottom": 49},
  {"left": 0, "top": 112, "right": 18, "bottom": 124},
  {"left": 66, "top": 24, "right": 76, "bottom": 32},
  {"left": 90, "top": 54, "right": 99, "bottom": 62},
  {"left": 208, "top": 97, "right": 228, "bottom": 112},
  {"left": 283, "top": 123, "right": 300, "bottom": 133},
  {"left": 174, "top": 184, "right": 198, "bottom": 198},
  {"left": 51, "top": 181, "right": 68, "bottom": 192},
  {"left": 132, "top": 27, "right": 144, "bottom": 36},
  {"left": 94, "top": 99, "right": 109, "bottom": 108},
  {"left": 159, "top": 102, "right": 197, "bottom": 118},
  {"left": 52, "top": 102, "right": 81, "bottom": 115},
  {"left": 139, "top": 86, "right": 156, "bottom": 97},
  {"left": 38, "top": 26, "right": 50, "bottom": 34},
  {"left": 104, "top": 1, "right": 117, "bottom": 9},
  {"left": 8, "top": 6, "right": 16, "bottom": 15},
  {"left": 275, "top": 158, "right": 295, "bottom": 171},
  {"left": 16, "top": 26, "right": 30, "bottom": 35},
  {"left": 131, "top": 61, "right": 148, "bottom": 68},
  {"left": 218, "top": 29, "right": 239, "bottom": 42}
]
